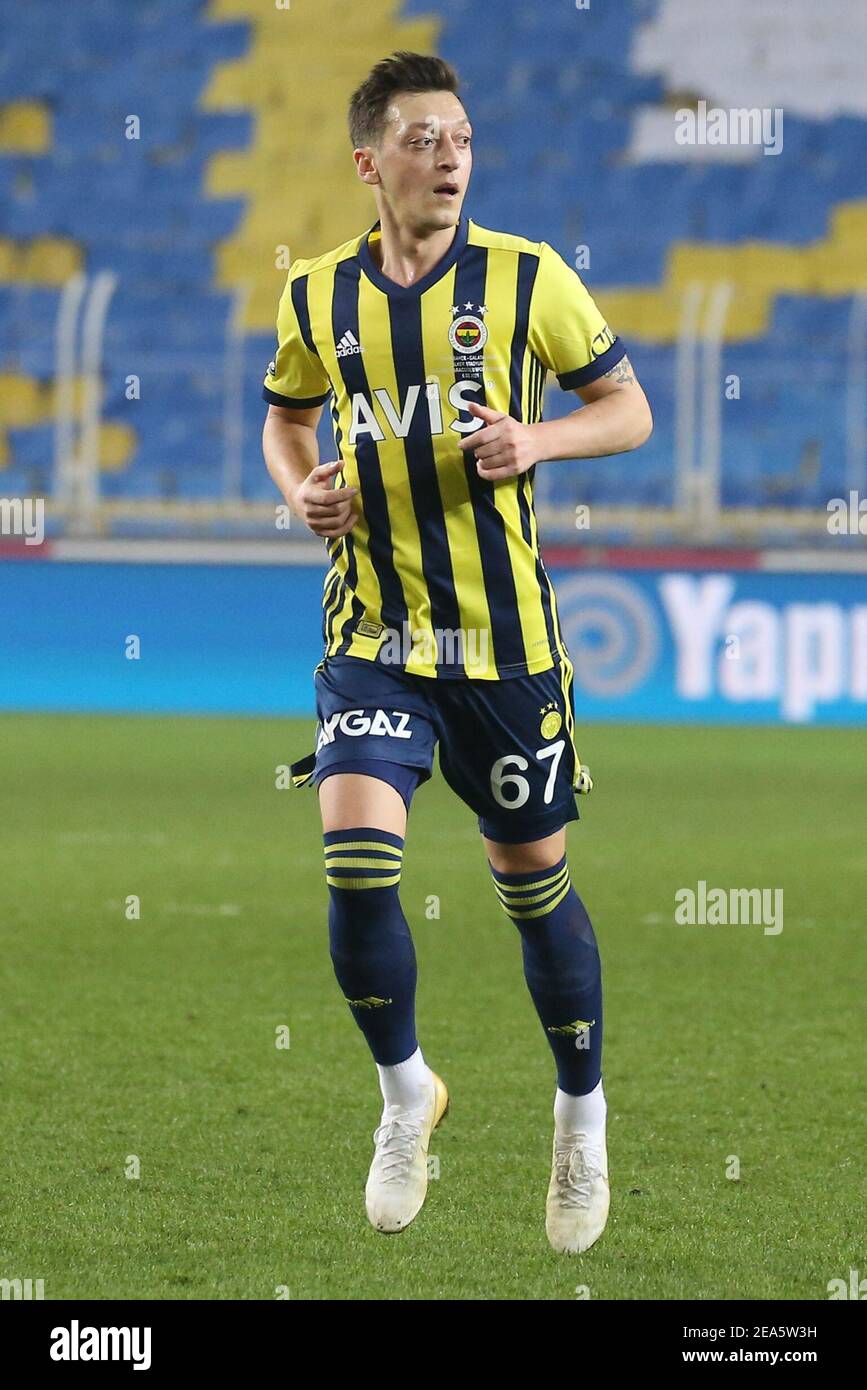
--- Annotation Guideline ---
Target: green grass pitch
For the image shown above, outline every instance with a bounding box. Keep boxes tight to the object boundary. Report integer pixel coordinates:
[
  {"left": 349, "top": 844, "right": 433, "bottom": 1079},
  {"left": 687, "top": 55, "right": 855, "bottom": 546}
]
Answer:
[{"left": 2, "top": 713, "right": 862, "bottom": 1301}]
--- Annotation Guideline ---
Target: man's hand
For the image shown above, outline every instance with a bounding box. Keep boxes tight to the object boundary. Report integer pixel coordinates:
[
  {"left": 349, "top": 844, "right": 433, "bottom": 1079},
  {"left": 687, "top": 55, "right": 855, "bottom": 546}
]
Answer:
[
  {"left": 457, "top": 402, "right": 540, "bottom": 481},
  {"left": 293, "top": 460, "right": 358, "bottom": 538},
  {"left": 454, "top": 356, "right": 653, "bottom": 476}
]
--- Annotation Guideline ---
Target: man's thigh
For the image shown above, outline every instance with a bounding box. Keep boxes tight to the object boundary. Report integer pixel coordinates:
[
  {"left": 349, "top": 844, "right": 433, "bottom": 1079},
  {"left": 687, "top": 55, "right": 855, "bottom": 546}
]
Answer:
[
  {"left": 318, "top": 771, "right": 409, "bottom": 837},
  {"left": 431, "top": 662, "right": 582, "bottom": 845},
  {"left": 289, "top": 655, "right": 436, "bottom": 804}
]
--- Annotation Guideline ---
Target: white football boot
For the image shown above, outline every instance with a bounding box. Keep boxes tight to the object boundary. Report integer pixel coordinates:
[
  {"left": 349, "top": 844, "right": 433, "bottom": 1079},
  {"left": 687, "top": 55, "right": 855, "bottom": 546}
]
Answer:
[
  {"left": 365, "top": 1070, "right": 449, "bottom": 1233},
  {"left": 545, "top": 1128, "right": 610, "bottom": 1253}
]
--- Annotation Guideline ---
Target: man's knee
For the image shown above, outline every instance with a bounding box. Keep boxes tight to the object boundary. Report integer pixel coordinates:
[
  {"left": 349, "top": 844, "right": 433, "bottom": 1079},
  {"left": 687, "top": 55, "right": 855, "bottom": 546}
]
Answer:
[{"left": 484, "top": 827, "right": 567, "bottom": 876}]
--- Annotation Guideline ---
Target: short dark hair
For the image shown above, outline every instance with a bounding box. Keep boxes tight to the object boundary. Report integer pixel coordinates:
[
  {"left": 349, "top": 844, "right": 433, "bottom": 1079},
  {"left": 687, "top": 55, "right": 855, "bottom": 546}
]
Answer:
[{"left": 348, "top": 50, "right": 462, "bottom": 148}]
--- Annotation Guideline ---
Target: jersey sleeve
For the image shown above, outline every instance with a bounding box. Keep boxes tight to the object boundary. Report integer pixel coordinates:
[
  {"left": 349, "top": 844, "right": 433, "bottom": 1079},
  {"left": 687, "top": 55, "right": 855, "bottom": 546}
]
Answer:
[
  {"left": 262, "top": 266, "right": 331, "bottom": 408},
  {"left": 528, "top": 242, "right": 627, "bottom": 390}
]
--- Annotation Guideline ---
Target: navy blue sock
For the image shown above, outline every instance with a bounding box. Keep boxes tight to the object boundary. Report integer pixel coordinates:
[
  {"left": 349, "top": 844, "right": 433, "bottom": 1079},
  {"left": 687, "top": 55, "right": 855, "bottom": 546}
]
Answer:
[
  {"left": 489, "top": 854, "right": 602, "bottom": 1096},
  {"left": 324, "top": 828, "right": 417, "bottom": 1066}
]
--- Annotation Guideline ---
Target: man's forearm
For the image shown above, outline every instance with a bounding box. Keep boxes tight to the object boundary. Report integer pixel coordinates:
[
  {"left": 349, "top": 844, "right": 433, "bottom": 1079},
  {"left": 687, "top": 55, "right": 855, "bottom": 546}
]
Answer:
[
  {"left": 528, "top": 390, "right": 653, "bottom": 462},
  {"left": 263, "top": 414, "right": 320, "bottom": 511}
]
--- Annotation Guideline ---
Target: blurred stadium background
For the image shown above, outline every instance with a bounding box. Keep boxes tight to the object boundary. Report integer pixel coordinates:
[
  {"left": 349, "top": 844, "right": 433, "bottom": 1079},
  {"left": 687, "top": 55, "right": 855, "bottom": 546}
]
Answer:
[{"left": 1, "top": 0, "right": 866, "bottom": 720}]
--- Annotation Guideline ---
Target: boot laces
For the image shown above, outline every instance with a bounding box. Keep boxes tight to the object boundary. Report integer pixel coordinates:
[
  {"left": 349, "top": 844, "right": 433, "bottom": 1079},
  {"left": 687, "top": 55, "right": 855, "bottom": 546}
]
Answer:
[
  {"left": 372, "top": 1115, "right": 425, "bottom": 1185},
  {"left": 554, "top": 1133, "right": 604, "bottom": 1210}
]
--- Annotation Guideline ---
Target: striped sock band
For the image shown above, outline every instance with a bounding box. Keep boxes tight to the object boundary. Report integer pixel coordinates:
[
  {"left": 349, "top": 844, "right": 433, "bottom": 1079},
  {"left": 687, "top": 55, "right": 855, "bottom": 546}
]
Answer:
[
  {"left": 323, "top": 827, "right": 404, "bottom": 891},
  {"left": 490, "top": 854, "right": 572, "bottom": 920}
]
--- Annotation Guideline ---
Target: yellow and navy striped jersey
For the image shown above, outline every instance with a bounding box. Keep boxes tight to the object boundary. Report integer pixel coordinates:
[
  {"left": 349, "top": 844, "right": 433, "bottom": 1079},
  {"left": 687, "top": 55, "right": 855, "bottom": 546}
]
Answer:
[{"left": 263, "top": 216, "right": 626, "bottom": 680}]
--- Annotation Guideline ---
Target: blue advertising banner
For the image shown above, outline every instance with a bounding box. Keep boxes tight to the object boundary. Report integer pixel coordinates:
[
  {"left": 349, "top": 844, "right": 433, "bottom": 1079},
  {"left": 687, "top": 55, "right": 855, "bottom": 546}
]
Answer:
[
  {"left": 3, "top": 561, "right": 866, "bottom": 724},
  {"left": 553, "top": 568, "right": 867, "bottom": 725}
]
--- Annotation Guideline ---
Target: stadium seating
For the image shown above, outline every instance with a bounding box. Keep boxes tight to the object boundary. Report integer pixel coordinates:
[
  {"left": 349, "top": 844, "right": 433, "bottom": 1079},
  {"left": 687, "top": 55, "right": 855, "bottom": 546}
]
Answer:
[{"left": 0, "top": 0, "right": 864, "bottom": 520}]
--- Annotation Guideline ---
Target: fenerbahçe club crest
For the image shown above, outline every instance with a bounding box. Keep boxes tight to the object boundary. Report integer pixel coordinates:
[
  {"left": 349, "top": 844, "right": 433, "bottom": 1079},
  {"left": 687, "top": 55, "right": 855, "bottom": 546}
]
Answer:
[
  {"left": 449, "top": 308, "right": 488, "bottom": 355},
  {"left": 539, "top": 703, "right": 562, "bottom": 739}
]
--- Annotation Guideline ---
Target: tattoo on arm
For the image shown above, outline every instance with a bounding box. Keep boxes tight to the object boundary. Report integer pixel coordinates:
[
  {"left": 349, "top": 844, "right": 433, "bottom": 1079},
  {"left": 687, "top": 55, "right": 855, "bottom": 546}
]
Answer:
[{"left": 603, "top": 355, "right": 635, "bottom": 386}]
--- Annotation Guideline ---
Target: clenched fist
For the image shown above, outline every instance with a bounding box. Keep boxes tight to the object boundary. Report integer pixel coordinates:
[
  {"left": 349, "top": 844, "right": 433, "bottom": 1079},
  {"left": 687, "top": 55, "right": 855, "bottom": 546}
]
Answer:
[{"left": 293, "top": 460, "right": 358, "bottom": 538}]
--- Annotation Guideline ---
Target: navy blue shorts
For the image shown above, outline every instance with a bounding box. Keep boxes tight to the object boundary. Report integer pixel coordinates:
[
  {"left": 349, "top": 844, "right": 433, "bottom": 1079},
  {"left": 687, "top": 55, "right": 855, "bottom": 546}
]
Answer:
[{"left": 290, "top": 655, "right": 591, "bottom": 844}]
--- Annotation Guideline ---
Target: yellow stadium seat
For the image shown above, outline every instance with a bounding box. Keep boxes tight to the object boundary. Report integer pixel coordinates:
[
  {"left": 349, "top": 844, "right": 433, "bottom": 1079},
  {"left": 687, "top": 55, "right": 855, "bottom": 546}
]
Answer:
[
  {"left": 0, "top": 237, "right": 84, "bottom": 285},
  {"left": 0, "top": 375, "right": 50, "bottom": 429},
  {"left": 98, "top": 422, "right": 137, "bottom": 471},
  {"left": 19, "top": 237, "right": 84, "bottom": 284},
  {"left": 0, "top": 102, "right": 51, "bottom": 154}
]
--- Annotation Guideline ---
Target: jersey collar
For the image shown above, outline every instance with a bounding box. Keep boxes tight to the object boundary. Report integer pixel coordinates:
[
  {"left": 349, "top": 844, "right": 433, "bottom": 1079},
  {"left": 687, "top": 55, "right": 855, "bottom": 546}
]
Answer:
[{"left": 358, "top": 215, "right": 469, "bottom": 296}]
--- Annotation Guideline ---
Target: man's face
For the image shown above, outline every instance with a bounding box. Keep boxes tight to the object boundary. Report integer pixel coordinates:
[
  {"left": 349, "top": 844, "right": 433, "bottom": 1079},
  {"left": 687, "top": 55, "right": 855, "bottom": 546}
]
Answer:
[{"left": 357, "top": 89, "right": 472, "bottom": 232}]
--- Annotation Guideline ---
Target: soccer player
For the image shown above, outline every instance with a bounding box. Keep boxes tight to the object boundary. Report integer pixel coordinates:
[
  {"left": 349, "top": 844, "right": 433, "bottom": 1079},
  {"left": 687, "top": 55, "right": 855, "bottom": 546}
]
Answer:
[{"left": 262, "top": 52, "right": 652, "bottom": 1254}]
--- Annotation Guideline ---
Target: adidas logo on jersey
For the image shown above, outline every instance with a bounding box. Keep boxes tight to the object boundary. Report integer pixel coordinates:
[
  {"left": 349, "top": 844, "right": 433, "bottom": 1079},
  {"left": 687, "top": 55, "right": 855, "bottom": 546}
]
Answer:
[{"left": 335, "top": 330, "right": 364, "bottom": 357}]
